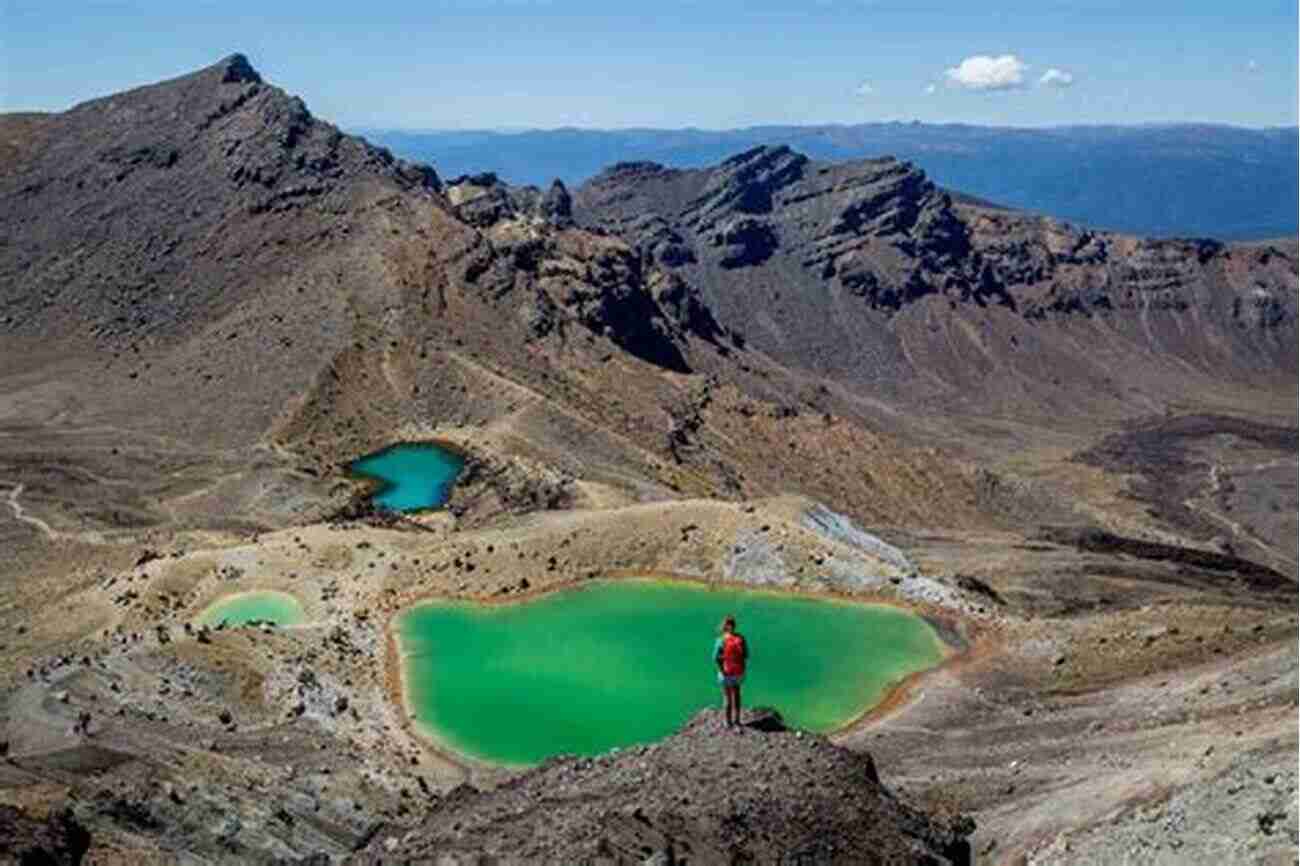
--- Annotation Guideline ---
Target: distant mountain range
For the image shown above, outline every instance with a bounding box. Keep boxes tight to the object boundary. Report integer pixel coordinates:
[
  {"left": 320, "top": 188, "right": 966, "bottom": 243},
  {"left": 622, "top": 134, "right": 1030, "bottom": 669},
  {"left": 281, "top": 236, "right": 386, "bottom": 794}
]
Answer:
[{"left": 362, "top": 123, "right": 1299, "bottom": 241}]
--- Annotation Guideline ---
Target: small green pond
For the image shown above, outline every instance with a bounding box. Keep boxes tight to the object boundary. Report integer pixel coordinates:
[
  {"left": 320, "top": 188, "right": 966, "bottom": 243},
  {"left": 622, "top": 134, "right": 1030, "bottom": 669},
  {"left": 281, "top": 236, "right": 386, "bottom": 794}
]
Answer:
[
  {"left": 196, "top": 591, "right": 307, "bottom": 627},
  {"left": 349, "top": 442, "right": 465, "bottom": 512},
  {"left": 398, "top": 579, "right": 946, "bottom": 766}
]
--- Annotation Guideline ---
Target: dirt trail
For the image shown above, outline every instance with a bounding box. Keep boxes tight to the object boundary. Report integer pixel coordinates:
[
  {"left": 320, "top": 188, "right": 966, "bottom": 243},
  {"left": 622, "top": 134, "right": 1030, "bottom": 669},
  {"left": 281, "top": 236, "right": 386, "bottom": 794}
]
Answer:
[
  {"left": 2, "top": 482, "right": 57, "bottom": 541},
  {"left": 1184, "top": 459, "right": 1299, "bottom": 571}
]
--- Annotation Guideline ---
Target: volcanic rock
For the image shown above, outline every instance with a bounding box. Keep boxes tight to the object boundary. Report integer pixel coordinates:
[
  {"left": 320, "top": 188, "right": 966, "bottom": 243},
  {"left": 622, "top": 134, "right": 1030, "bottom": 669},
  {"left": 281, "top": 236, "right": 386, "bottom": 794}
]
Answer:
[
  {"left": 0, "top": 806, "right": 91, "bottom": 864},
  {"left": 349, "top": 709, "right": 972, "bottom": 864}
]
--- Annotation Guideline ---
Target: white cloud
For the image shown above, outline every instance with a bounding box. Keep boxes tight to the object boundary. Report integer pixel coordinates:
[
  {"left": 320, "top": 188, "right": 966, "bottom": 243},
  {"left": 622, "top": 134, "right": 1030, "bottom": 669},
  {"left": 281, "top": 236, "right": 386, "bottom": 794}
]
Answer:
[
  {"left": 944, "top": 54, "right": 1027, "bottom": 90},
  {"left": 1039, "top": 68, "right": 1074, "bottom": 88},
  {"left": 855, "top": 81, "right": 874, "bottom": 96},
  {"left": 924, "top": 83, "right": 937, "bottom": 94}
]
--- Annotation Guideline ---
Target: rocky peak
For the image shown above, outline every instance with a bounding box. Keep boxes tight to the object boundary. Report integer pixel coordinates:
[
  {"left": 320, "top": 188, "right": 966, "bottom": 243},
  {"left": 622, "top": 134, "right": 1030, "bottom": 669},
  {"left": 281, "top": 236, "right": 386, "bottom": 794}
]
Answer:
[
  {"left": 0, "top": 52, "right": 442, "bottom": 345},
  {"left": 445, "top": 174, "right": 574, "bottom": 228},
  {"left": 445, "top": 172, "right": 513, "bottom": 226},
  {"left": 444, "top": 170, "right": 718, "bottom": 372},
  {"left": 598, "top": 160, "right": 671, "bottom": 182},
  {"left": 579, "top": 146, "right": 985, "bottom": 307},
  {"left": 218, "top": 52, "right": 262, "bottom": 84},
  {"left": 540, "top": 178, "right": 573, "bottom": 225},
  {"left": 689, "top": 144, "right": 809, "bottom": 224}
]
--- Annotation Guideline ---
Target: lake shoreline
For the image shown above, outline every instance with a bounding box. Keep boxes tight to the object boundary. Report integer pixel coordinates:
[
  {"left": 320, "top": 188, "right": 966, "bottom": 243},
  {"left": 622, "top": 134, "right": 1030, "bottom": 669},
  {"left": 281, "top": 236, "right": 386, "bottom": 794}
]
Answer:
[
  {"left": 194, "top": 588, "right": 308, "bottom": 627},
  {"left": 345, "top": 439, "right": 467, "bottom": 515},
  {"left": 385, "top": 571, "right": 979, "bottom": 770}
]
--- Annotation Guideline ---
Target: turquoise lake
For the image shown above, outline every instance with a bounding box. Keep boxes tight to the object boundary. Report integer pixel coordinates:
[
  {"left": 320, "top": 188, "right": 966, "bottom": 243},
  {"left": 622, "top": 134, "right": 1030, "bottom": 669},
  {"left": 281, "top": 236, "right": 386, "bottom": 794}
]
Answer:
[
  {"left": 197, "top": 591, "right": 306, "bottom": 627},
  {"left": 349, "top": 442, "right": 465, "bottom": 512},
  {"left": 399, "top": 579, "right": 946, "bottom": 766}
]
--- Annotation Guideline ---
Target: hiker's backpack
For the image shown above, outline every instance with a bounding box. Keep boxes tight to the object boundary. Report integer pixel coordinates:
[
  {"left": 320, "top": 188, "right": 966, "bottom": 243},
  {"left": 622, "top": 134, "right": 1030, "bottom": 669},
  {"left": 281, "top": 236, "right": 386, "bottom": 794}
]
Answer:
[{"left": 721, "top": 633, "right": 747, "bottom": 676}]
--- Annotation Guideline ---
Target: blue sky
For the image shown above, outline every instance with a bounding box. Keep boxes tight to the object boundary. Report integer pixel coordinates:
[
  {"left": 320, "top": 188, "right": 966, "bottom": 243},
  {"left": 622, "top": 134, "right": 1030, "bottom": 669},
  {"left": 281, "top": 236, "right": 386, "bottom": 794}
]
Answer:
[{"left": 2, "top": 1, "right": 1296, "bottom": 130}]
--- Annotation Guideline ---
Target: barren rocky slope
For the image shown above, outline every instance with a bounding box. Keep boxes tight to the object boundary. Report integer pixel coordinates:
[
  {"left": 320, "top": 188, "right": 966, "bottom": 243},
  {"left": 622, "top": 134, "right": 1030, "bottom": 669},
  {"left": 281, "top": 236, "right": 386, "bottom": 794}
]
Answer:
[
  {"left": 1, "top": 55, "right": 1295, "bottom": 865},
  {"left": 350, "top": 709, "right": 973, "bottom": 865}
]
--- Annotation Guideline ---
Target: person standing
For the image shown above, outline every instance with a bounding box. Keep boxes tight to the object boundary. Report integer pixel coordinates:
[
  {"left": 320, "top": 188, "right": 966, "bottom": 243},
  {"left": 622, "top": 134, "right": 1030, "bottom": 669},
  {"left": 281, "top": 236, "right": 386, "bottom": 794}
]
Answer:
[{"left": 714, "top": 615, "right": 748, "bottom": 729}]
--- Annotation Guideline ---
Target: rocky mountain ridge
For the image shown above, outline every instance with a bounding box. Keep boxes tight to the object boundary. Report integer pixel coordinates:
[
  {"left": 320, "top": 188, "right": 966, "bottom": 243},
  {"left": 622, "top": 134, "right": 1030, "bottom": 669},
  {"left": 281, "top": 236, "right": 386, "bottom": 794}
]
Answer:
[
  {"left": 4, "top": 53, "right": 1294, "bottom": 429},
  {"left": 578, "top": 145, "right": 985, "bottom": 309},
  {"left": 440, "top": 170, "right": 727, "bottom": 373},
  {"left": 576, "top": 143, "right": 1295, "bottom": 366},
  {"left": 564, "top": 143, "right": 1299, "bottom": 465},
  {"left": 364, "top": 122, "right": 1300, "bottom": 240},
  {"left": 1, "top": 54, "right": 438, "bottom": 348}
]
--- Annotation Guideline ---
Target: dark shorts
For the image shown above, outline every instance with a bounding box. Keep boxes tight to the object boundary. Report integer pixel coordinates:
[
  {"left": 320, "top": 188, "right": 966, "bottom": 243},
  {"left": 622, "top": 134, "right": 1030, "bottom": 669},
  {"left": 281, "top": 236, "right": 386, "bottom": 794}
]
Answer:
[{"left": 718, "top": 673, "right": 744, "bottom": 687}]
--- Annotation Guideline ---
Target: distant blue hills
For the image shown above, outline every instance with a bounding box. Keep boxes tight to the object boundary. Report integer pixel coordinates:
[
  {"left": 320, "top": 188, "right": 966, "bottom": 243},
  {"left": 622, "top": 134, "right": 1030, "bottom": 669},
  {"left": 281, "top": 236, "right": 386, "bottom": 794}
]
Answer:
[{"left": 362, "top": 123, "right": 1298, "bottom": 241}]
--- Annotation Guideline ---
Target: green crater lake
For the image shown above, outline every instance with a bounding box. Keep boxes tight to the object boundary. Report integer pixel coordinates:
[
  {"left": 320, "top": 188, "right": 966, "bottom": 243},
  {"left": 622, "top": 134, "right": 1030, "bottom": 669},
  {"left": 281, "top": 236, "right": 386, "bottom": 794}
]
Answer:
[
  {"left": 197, "top": 591, "right": 306, "bottom": 627},
  {"left": 398, "top": 579, "right": 946, "bottom": 766},
  {"left": 350, "top": 442, "right": 465, "bottom": 512}
]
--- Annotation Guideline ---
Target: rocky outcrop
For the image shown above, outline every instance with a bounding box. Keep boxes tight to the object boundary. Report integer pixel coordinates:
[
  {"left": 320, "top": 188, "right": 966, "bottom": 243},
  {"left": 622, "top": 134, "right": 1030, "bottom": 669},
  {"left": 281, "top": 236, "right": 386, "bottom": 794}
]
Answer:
[
  {"left": 444, "top": 172, "right": 515, "bottom": 226},
  {"left": 349, "top": 709, "right": 974, "bottom": 865},
  {"left": 650, "top": 271, "right": 726, "bottom": 345},
  {"left": 713, "top": 215, "right": 779, "bottom": 268},
  {"left": 445, "top": 174, "right": 573, "bottom": 229},
  {"left": 686, "top": 144, "right": 808, "bottom": 224},
  {"left": 539, "top": 178, "right": 574, "bottom": 226},
  {"left": 0, "top": 806, "right": 91, "bottom": 865},
  {"left": 960, "top": 212, "right": 1297, "bottom": 331},
  {"left": 446, "top": 170, "right": 729, "bottom": 372}
]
